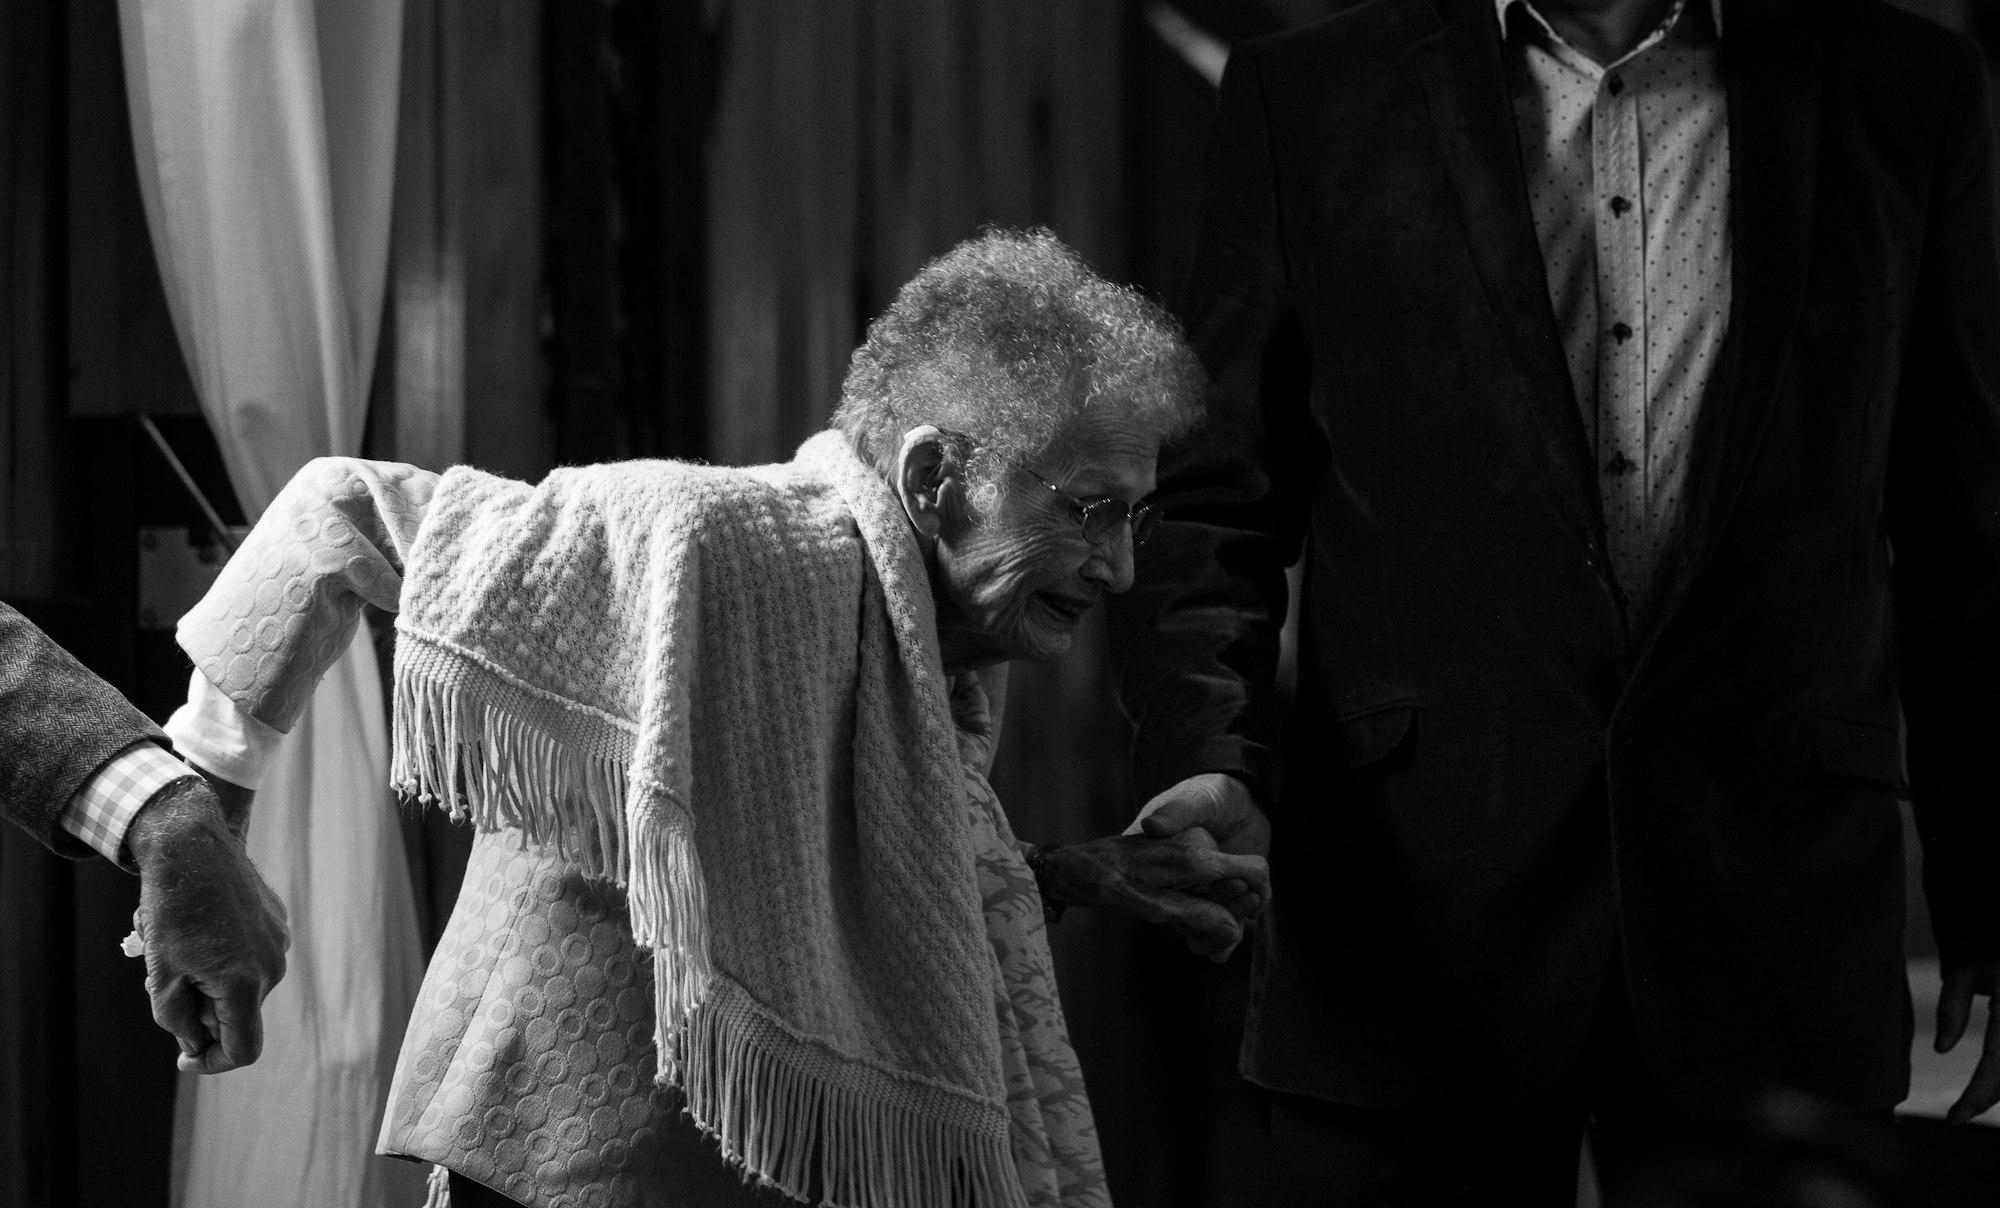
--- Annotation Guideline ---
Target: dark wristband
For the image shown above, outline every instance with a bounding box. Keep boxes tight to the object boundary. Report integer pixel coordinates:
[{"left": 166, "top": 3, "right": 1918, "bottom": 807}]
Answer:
[{"left": 1024, "top": 843, "right": 1066, "bottom": 924}]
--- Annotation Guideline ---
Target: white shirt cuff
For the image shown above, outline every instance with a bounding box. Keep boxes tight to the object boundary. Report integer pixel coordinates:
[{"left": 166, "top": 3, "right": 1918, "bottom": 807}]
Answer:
[{"left": 164, "top": 669, "right": 287, "bottom": 791}]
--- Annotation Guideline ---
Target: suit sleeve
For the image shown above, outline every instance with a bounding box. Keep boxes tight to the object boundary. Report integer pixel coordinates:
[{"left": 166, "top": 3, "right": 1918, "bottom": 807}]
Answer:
[
  {"left": 0, "top": 603, "right": 170, "bottom": 857},
  {"left": 1887, "top": 41, "right": 2000, "bottom": 968},
  {"left": 1107, "top": 48, "right": 1326, "bottom": 808}
]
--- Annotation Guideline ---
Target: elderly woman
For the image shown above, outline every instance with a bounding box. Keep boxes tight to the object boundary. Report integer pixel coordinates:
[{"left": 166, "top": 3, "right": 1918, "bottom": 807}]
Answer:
[{"left": 163, "top": 230, "right": 1261, "bottom": 1208}]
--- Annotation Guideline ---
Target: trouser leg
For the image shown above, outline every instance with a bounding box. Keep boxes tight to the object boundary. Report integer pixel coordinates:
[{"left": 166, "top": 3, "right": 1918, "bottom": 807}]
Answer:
[
  {"left": 1582, "top": 965, "right": 1902, "bottom": 1208},
  {"left": 1589, "top": 1076, "right": 1901, "bottom": 1207},
  {"left": 1267, "top": 1084, "right": 1590, "bottom": 1208}
]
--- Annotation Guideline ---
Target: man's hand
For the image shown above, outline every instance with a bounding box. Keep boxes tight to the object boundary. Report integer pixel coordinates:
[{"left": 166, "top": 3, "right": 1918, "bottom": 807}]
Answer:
[
  {"left": 1036, "top": 827, "right": 1269, "bottom": 962},
  {"left": 1937, "top": 960, "right": 2000, "bottom": 1125},
  {"left": 207, "top": 774, "right": 257, "bottom": 841},
  {"left": 1132, "top": 771, "right": 1272, "bottom": 860},
  {"left": 126, "top": 777, "right": 289, "bottom": 1074}
]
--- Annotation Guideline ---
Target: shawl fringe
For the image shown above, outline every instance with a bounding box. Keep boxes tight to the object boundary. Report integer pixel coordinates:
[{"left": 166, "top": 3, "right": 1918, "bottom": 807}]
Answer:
[
  {"left": 389, "top": 635, "right": 718, "bottom": 1067},
  {"left": 679, "top": 982, "right": 1024, "bottom": 1208},
  {"left": 389, "top": 635, "right": 636, "bottom": 871},
  {"left": 389, "top": 637, "right": 1022, "bottom": 1208}
]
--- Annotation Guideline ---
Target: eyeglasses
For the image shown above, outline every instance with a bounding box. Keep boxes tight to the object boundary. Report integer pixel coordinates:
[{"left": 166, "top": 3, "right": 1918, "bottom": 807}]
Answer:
[{"left": 1023, "top": 468, "right": 1163, "bottom": 548}]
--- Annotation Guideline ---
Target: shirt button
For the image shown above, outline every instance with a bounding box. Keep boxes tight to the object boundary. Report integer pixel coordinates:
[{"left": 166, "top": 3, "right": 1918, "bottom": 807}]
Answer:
[
  {"left": 1612, "top": 322, "right": 1633, "bottom": 342},
  {"left": 1607, "top": 74, "right": 1625, "bottom": 95},
  {"left": 1609, "top": 196, "right": 1632, "bottom": 216}
]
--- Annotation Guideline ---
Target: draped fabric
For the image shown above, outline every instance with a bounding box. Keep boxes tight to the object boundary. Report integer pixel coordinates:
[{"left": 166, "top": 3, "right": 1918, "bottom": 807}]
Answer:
[{"left": 116, "top": 3, "right": 426, "bottom": 1204}]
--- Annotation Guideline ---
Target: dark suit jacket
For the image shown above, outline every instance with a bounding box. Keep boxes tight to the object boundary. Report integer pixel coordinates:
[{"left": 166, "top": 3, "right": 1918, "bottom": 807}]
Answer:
[
  {"left": 0, "top": 602, "right": 169, "bottom": 857},
  {"left": 1109, "top": 0, "right": 2000, "bottom": 1115}
]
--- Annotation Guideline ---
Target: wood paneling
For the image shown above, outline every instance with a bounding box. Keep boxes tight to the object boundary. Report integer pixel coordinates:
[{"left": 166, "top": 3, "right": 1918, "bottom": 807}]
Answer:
[
  {"left": 539, "top": 0, "right": 710, "bottom": 466},
  {"left": 704, "top": 0, "right": 864, "bottom": 466},
  {"left": 386, "top": 0, "right": 466, "bottom": 473},
  {"left": 390, "top": 0, "right": 546, "bottom": 482},
  {"left": 62, "top": 0, "right": 200, "bottom": 424},
  {"left": 1, "top": 0, "right": 58, "bottom": 599},
  {"left": 704, "top": 0, "right": 1133, "bottom": 456},
  {"left": 454, "top": 2, "right": 547, "bottom": 482}
]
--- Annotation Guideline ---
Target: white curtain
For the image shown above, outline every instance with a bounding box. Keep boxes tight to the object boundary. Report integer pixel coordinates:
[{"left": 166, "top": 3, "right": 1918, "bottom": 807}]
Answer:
[{"left": 117, "top": 3, "right": 427, "bottom": 1205}]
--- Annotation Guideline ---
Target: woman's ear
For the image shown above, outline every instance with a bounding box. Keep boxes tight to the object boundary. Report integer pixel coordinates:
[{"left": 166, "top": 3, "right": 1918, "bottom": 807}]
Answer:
[{"left": 895, "top": 425, "right": 953, "bottom": 543}]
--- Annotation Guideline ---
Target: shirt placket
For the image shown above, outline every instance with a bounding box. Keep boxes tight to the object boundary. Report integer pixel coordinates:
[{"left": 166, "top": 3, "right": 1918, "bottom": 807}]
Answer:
[{"left": 1592, "top": 67, "right": 1651, "bottom": 611}]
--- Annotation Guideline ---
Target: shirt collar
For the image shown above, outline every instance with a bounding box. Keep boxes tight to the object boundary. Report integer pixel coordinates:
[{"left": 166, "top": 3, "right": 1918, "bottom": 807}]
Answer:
[{"left": 1494, "top": 0, "right": 1724, "bottom": 42}]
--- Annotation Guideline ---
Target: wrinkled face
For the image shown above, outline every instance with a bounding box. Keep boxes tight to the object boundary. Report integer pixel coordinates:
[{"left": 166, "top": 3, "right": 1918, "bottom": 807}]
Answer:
[{"left": 927, "top": 410, "right": 1159, "bottom": 669}]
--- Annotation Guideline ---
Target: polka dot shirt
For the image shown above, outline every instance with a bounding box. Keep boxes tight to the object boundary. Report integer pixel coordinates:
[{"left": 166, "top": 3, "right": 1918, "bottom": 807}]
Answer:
[{"left": 1499, "top": 0, "right": 1731, "bottom": 628}]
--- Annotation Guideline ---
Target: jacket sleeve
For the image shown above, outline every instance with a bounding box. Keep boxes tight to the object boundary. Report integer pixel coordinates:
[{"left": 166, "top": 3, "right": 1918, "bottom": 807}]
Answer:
[
  {"left": 0, "top": 603, "right": 169, "bottom": 857},
  {"left": 1107, "top": 47, "right": 1326, "bottom": 808},
  {"left": 177, "top": 457, "right": 437, "bottom": 732},
  {"left": 1887, "top": 41, "right": 2000, "bottom": 968}
]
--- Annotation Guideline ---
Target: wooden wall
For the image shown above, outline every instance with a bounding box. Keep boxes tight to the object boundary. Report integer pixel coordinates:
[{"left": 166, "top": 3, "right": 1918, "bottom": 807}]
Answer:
[
  {"left": 704, "top": 0, "right": 1129, "bottom": 466},
  {"left": 0, "top": 0, "right": 60, "bottom": 602},
  {"left": 540, "top": 0, "right": 711, "bottom": 466},
  {"left": 388, "top": 0, "right": 546, "bottom": 482},
  {"left": 0, "top": 0, "right": 71, "bottom": 1078}
]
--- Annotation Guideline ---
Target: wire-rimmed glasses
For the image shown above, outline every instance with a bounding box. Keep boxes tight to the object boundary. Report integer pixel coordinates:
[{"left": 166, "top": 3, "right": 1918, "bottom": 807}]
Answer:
[{"left": 1023, "top": 468, "right": 1162, "bottom": 548}]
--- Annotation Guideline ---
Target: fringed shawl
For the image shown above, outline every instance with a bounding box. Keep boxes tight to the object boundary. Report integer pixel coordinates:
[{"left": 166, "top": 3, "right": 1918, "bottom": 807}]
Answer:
[{"left": 388, "top": 432, "right": 1030, "bottom": 1207}]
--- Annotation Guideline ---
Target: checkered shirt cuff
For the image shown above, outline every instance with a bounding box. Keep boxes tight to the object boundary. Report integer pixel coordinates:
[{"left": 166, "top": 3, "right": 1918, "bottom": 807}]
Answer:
[{"left": 61, "top": 742, "right": 201, "bottom": 870}]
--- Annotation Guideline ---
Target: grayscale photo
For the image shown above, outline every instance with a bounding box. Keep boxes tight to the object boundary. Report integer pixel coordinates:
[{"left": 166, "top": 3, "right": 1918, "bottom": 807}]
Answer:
[{"left": 1, "top": 2, "right": 1996, "bottom": 1206}]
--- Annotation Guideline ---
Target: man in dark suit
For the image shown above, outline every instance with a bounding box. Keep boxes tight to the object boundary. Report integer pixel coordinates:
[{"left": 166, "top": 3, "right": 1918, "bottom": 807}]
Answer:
[
  {"left": 1108, "top": 0, "right": 2000, "bottom": 1201},
  {"left": 0, "top": 602, "right": 287, "bottom": 1074}
]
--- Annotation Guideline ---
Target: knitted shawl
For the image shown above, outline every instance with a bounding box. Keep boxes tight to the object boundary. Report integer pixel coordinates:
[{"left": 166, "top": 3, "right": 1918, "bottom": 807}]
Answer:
[{"left": 390, "top": 432, "right": 1026, "bottom": 1208}]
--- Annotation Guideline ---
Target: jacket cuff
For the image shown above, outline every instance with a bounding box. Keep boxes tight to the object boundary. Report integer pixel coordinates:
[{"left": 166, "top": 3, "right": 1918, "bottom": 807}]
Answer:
[{"left": 1134, "top": 736, "right": 1274, "bottom": 808}]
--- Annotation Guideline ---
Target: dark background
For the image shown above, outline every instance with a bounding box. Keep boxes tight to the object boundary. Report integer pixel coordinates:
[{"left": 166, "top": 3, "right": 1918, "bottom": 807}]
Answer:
[{"left": 1, "top": 2, "right": 1994, "bottom": 1206}]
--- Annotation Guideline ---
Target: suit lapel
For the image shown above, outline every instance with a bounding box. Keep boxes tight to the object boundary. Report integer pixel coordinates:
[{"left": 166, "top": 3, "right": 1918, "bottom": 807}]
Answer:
[
  {"left": 1648, "top": 0, "right": 1823, "bottom": 634},
  {"left": 1414, "top": 0, "right": 1601, "bottom": 540}
]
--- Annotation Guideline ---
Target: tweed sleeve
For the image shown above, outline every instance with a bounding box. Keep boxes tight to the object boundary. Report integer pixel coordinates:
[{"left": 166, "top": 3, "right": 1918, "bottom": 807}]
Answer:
[
  {"left": 0, "top": 603, "right": 169, "bottom": 856},
  {"left": 177, "top": 457, "right": 439, "bottom": 731}
]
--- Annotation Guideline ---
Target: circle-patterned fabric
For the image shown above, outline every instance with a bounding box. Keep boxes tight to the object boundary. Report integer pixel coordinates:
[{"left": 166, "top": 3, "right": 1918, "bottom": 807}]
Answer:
[{"left": 381, "top": 831, "right": 797, "bottom": 1208}]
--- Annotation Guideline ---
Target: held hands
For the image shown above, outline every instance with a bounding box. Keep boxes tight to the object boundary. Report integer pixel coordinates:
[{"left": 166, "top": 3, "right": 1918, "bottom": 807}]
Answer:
[
  {"left": 1132, "top": 771, "right": 1272, "bottom": 859},
  {"left": 1135, "top": 771, "right": 1273, "bottom": 959},
  {"left": 126, "top": 776, "right": 289, "bottom": 1074},
  {"left": 947, "top": 669, "right": 1271, "bottom": 961},
  {"left": 1037, "top": 773, "right": 1272, "bottom": 962},
  {"left": 1936, "top": 960, "right": 2000, "bottom": 1125}
]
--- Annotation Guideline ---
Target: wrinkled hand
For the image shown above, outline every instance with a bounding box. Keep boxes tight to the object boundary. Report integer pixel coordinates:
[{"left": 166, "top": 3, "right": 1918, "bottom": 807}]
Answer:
[
  {"left": 207, "top": 774, "right": 256, "bottom": 841},
  {"left": 1937, "top": 960, "right": 2000, "bottom": 1125},
  {"left": 127, "top": 777, "right": 289, "bottom": 1074},
  {"left": 1038, "top": 826, "right": 1269, "bottom": 962},
  {"left": 1131, "top": 771, "right": 1272, "bottom": 861}
]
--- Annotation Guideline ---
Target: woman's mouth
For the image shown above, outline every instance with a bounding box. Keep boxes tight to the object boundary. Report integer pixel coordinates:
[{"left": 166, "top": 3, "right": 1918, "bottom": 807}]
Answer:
[{"left": 1036, "top": 593, "right": 1092, "bottom": 624}]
